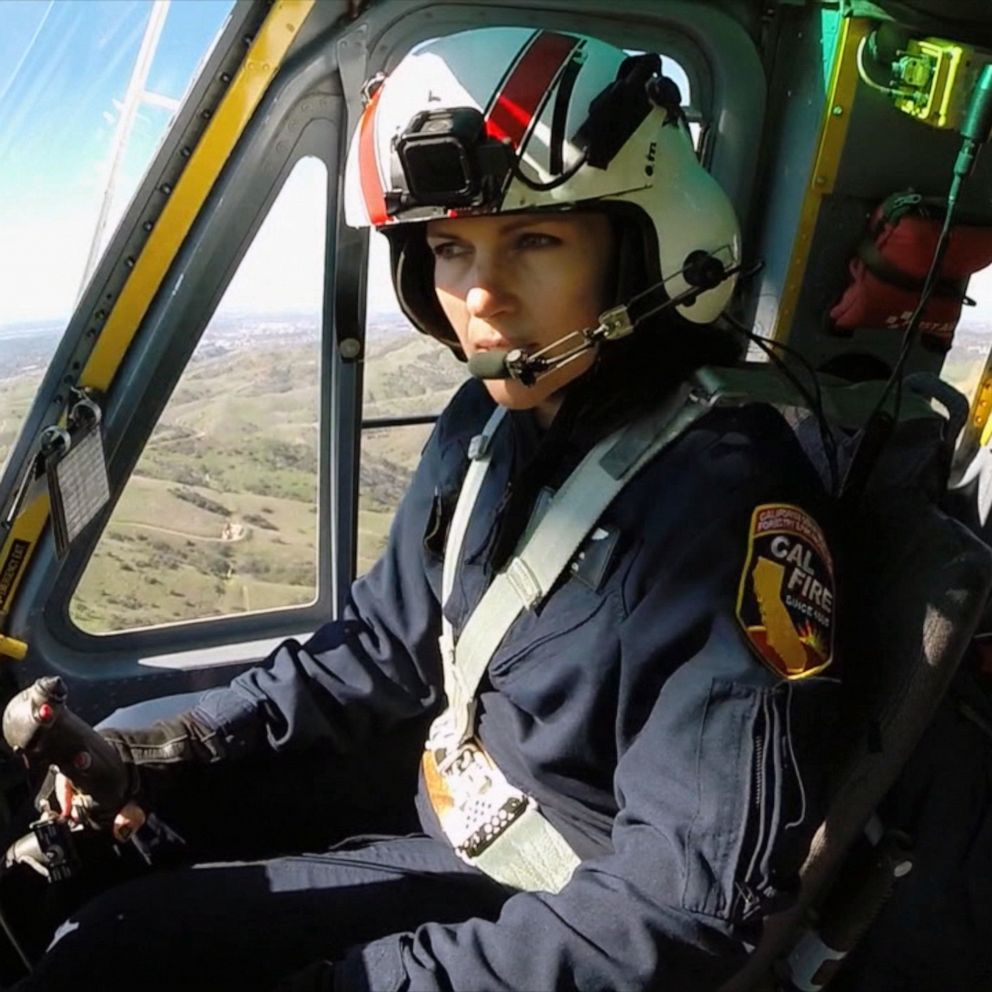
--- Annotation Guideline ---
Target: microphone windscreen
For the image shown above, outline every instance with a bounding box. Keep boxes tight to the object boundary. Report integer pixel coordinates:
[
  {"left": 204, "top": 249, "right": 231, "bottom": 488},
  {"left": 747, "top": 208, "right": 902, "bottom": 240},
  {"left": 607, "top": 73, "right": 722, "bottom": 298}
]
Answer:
[{"left": 467, "top": 350, "right": 511, "bottom": 380}]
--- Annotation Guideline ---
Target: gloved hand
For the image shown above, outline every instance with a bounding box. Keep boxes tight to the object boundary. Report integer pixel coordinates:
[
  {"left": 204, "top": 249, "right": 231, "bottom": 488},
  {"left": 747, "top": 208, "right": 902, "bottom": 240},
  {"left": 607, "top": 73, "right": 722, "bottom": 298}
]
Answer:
[
  {"left": 273, "top": 960, "right": 335, "bottom": 992},
  {"left": 49, "top": 711, "right": 226, "bottom": 839}
]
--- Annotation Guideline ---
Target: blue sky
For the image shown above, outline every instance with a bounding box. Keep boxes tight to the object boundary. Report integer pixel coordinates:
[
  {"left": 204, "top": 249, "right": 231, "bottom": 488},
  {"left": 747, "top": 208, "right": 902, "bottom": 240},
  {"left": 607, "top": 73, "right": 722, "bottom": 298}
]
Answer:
[
  {"left": 0, "top": 0, "right": 232, "bottom": 326},
  {"left": 0, "top": 1, "right": 231, "bottom": 190}
]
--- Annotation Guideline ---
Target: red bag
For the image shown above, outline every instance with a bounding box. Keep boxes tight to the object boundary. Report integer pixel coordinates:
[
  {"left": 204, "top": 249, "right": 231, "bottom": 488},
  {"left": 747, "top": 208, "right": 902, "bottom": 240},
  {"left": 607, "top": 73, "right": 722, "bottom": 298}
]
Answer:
[{"left": 829, "top": 191, "right": 992, "bottom": 351}]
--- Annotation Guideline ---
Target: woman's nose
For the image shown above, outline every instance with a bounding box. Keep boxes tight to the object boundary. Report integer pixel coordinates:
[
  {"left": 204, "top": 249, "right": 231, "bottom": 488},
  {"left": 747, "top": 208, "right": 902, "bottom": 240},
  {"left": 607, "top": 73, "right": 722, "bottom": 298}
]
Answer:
[
  {"left": 464, "top": 258, "right": 514, "bottom": 319},
  {"left": 465, "top": 285, "right": 510, "bottom": 319}
]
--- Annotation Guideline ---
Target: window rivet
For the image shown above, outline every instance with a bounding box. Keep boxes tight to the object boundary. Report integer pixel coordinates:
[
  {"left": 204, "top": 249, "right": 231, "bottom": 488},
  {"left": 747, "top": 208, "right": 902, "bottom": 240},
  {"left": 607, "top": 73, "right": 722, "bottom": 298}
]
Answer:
[{"left": 339, "top": 338, "right": 362, "bottom": 360}]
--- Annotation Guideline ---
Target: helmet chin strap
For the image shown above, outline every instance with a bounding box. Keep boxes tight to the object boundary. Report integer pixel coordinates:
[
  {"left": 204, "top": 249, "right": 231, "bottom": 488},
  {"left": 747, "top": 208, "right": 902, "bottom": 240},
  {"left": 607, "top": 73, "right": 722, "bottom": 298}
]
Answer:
[{"left": 467, "top": 247, "right": 749, "bottom": 385}]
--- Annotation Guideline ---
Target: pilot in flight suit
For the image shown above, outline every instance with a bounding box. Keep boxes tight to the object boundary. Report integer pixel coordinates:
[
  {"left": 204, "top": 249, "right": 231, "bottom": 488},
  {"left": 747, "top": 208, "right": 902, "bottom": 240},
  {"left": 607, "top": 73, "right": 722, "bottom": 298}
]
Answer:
[{"left": 18, "top": 27, "right": 842, "bottom": 992}]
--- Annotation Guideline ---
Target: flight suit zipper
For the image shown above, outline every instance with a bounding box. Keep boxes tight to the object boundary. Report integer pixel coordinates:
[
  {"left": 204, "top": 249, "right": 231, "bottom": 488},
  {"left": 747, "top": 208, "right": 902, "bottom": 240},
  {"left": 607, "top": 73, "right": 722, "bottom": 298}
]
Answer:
[{"left": 736, "top": 692, "right": 782, "bottom": 920}]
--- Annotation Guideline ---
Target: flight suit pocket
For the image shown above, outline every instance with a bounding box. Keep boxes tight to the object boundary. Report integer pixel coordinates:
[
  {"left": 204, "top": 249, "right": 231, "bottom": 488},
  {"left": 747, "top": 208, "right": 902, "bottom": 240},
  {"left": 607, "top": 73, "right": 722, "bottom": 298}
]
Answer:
[
  {"left": 682, "top": 680, "right": 805, "bottom": 922},
  {"left": 423, "top": 486, "right": 456, "bottom": 562},
  {"left": 487, "top": 586, "right": 621, "bottom": 687},
  {"left": 486, "top": 527, "right": 628, "bottom": 684}
]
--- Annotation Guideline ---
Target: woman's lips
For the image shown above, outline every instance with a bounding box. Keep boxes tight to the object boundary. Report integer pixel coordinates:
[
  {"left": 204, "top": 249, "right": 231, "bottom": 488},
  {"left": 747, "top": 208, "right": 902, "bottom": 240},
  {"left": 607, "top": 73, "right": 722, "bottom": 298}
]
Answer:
[{"left": 473, "top": 339, "right": 527, "bottom": 353}]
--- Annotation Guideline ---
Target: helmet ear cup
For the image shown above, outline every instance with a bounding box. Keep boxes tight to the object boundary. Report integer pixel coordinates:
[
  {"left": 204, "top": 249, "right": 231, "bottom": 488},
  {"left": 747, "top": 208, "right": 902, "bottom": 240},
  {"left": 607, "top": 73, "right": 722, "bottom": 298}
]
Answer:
[
  {"left": 609, "top": 206, "right": 653, "bottom": 306},
  {"left": 385, "top": 228, "right": 465, "bottom": 358},
  {"left": 598, "top": 201, "right": 663, "bottom": 311},
  {"left": 603, "top": 203, "right": 739, "bottom": 351}
]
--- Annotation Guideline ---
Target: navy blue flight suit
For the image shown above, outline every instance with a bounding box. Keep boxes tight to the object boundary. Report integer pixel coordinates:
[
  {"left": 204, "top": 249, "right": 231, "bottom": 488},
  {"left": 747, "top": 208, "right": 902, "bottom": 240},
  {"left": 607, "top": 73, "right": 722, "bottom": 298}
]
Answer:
[{"left": 22, "top": 379, "right": 840, "bottom": 991}]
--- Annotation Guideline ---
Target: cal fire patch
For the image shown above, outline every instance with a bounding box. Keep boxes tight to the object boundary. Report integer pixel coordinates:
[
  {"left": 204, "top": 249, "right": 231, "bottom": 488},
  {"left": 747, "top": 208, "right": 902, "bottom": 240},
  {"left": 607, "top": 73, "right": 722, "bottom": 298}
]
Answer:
[{"left": 736, "top": 503, "right": 834, "bottom": 680}]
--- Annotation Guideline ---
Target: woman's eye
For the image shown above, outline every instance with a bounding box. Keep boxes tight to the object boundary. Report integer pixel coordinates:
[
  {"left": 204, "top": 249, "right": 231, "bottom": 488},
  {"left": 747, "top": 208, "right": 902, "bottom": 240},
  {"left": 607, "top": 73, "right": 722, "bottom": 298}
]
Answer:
[
  {"left": 516, "top": 232, "right": 558, "bottom": 250},
  {"left": 430, "top": 242, "right": 469, "bottom": 260}
]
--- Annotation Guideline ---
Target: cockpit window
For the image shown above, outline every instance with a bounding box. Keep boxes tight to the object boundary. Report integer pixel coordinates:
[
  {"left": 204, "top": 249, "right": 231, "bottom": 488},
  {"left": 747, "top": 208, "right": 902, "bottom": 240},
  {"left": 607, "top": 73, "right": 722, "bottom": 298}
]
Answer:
[
  {"left": 71, "top": 156, "right": 326, "bottom": 634},
  {"left": 0, "top": 0, "right": 234, "bottom": 474},
  {"left": 941, "top": 269, "right": 992, "bottom": 402}
]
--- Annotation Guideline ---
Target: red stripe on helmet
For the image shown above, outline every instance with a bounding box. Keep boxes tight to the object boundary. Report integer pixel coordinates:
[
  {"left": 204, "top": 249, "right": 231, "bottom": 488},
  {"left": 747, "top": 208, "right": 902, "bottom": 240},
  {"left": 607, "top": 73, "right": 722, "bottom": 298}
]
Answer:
[
  {"left": 485, "top": 32, "right": 578, "bottom": 149},
  {"left": 358, "top": 86, "right": 389, "bottom": 226}
]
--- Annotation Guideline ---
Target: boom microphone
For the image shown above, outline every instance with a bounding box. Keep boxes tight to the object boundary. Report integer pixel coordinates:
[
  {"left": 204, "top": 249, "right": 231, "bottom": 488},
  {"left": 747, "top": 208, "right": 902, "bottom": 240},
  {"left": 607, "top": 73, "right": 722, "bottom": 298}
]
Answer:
[{"left": 468, "top": 349, "right": 512, "bottom": 380}]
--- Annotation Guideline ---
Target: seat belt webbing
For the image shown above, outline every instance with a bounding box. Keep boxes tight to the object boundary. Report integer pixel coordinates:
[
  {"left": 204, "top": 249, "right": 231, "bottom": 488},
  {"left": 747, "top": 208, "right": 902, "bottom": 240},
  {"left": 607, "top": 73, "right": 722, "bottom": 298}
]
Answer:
[
  {"left": 438, "top": 406, "right": 507, "bottom": 685},
  {"left": 437, "top": 385, "right": 703, "bottom": 748}
]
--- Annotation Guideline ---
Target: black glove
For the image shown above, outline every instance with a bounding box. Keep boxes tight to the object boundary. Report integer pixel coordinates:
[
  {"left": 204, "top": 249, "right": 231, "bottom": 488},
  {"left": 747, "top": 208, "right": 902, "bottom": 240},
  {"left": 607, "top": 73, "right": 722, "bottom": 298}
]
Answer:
[
  {"left": 32, "top": 713, "right": 225, "bottom": 821},
  {"left": 273, "top": 960, "right": 335, "bottom": 992}
]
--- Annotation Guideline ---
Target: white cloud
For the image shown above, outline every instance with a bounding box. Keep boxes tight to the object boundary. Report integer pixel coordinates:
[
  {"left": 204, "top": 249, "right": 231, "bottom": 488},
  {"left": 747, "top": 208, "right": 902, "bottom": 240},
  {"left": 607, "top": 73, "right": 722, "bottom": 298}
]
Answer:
[
  {"left": 0, "top": 199, "right": 99, "bottom": 324},
  {"left": 214, "top": 156, "right": 327, "bottom": 316}
]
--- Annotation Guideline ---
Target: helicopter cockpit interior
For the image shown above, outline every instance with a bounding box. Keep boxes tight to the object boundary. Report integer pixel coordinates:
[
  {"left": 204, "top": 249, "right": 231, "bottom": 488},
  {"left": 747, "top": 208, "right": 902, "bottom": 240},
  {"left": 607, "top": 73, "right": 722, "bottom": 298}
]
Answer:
[{"left": 1, "top": 0, "right": 992, "bottom": 987}]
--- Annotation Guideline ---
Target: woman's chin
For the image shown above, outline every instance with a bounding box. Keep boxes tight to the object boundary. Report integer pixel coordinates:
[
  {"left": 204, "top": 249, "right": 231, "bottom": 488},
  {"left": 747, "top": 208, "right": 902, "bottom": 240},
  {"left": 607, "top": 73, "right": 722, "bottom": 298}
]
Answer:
[{"left": 483, "top": 381, "right": 542, "bottom": 411}]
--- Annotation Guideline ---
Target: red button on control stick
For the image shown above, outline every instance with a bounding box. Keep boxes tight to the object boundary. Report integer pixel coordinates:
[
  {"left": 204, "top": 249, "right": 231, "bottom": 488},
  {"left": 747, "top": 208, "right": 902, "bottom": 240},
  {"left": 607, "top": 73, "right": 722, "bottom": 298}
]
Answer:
[{"left": 37, "top": 703, "right": 54, "bottom": 723}]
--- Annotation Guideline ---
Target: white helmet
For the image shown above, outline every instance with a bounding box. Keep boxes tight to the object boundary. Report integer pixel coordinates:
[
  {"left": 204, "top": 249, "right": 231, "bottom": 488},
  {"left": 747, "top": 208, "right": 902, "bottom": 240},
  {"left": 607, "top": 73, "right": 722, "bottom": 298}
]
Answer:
[{"left": 344, "top": 27, "right": 741, "bottom": 350}]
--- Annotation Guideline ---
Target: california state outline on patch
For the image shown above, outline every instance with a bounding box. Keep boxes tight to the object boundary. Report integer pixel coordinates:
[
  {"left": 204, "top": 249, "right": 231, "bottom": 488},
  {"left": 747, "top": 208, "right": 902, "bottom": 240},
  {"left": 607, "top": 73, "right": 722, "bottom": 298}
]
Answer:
[{"left": 736, "top": 503, "right": 834, "bottom": 680}]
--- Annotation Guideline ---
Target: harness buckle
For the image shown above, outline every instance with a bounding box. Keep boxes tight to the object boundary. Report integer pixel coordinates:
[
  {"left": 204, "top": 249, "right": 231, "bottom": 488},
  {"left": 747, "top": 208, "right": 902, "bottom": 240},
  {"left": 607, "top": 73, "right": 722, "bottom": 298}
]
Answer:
[
  {"left": 423, "top": 738, "right": 534, "bottom": 854},
  {"left": 458, "top": 793, "right": 532, "bottom": 859}
]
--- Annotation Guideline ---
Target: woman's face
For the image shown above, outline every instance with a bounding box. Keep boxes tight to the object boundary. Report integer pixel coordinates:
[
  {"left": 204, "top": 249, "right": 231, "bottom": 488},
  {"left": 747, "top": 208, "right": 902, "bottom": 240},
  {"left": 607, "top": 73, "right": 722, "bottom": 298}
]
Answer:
[{"left": 427, "top": 211, "right": 614, "bottom": 426}]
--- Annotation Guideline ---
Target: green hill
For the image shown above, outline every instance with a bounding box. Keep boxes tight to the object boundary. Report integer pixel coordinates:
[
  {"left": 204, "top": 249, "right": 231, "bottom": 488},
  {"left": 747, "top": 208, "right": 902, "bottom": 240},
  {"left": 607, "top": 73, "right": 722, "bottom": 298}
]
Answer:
[{"left": 68, "top": 330, "right": 465, "bottom": 633}]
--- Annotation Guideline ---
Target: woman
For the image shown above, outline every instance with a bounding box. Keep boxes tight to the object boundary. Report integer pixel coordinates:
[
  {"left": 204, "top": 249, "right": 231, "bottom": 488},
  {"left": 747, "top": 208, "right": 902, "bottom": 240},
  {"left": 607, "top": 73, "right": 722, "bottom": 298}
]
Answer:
[{"left": 20, "top": 28, "right": 839, "bottom": 992}]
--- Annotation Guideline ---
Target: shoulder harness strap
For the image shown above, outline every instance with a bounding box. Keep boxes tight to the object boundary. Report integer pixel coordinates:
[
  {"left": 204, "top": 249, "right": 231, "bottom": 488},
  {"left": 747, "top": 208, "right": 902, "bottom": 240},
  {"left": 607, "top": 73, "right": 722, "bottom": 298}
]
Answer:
[
  {"left": 438, "top": 405, "right": 507, "bottom": 690},
  {"left": 433, "top": 381, "right": 704, "bottom": 751}
]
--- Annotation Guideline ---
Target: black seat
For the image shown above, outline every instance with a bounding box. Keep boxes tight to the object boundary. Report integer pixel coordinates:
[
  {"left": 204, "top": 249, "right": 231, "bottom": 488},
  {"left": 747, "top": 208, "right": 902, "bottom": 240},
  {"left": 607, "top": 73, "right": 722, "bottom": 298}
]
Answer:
[{"left": 721, "top": 433, "right": 992, "bottom": 990}]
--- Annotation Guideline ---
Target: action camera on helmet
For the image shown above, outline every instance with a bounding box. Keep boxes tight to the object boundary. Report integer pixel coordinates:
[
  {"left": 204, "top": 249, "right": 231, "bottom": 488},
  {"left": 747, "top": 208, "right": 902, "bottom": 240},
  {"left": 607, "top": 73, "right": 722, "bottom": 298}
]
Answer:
[{"left": 390, "top": 108, "right": 512, "bottom": 213}]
